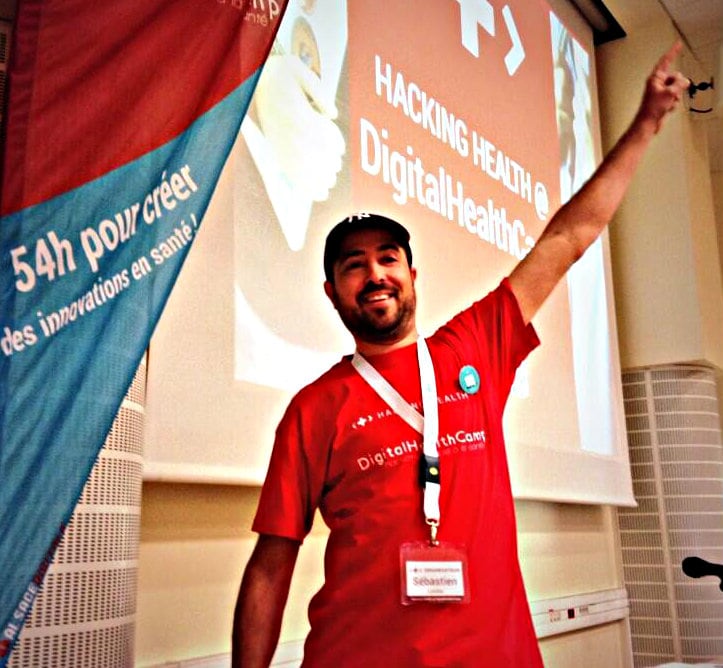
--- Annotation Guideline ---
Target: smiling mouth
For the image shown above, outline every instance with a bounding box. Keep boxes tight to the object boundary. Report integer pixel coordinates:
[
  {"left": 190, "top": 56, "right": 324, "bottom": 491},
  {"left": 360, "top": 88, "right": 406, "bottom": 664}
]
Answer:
[{"left": 360, "top": 291, "right": 396, "bottom": 305}]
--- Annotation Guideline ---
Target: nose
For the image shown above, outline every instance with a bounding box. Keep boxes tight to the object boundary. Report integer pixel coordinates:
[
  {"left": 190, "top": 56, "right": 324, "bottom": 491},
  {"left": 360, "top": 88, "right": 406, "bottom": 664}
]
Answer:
[{"left": 368, "top": 260, "right": 386, "bottom": 283}]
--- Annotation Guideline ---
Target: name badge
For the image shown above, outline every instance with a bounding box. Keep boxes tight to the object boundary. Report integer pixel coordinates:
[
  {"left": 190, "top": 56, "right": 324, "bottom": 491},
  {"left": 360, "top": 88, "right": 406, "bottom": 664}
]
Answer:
[{"left": 400, "top": 541, "right": 470, "bottom": 605}]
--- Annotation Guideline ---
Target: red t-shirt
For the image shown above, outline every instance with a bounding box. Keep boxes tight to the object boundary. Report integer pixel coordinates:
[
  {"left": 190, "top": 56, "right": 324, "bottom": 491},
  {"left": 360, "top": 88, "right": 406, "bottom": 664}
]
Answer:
[{"left": 253, "top": 280, "right": 543, "bottom": 667}]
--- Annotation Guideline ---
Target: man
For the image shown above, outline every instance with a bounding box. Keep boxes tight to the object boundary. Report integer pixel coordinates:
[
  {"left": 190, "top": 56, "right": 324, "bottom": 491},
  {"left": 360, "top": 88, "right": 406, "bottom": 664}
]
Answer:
[{"left": 233, "top": 44, "right": 688, "bottom": 666}]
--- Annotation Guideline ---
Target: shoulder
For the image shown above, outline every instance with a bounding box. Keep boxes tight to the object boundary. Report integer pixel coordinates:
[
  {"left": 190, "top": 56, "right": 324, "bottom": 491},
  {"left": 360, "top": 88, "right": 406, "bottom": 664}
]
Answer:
[
  {"left": 286, "top": 355, "right": 355, "bottom": 412},
  {"left": 431, "top": 279, "right": 523, "bottom": 342},
  {"left": 269, "top": 357, "right": 355, "bottom": 464},
  {"left": 428, "top": 278, "right": 538, "bottom": 378}
]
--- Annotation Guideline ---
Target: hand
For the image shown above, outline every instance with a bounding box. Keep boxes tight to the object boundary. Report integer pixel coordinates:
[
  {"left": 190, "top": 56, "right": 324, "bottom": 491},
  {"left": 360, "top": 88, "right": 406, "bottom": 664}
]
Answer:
[
  {"left": 253, "top": 53, "right": 346, "bottom": 201},
  {"left": 637, "top": 41, "right": 689, "bottom": 134}
]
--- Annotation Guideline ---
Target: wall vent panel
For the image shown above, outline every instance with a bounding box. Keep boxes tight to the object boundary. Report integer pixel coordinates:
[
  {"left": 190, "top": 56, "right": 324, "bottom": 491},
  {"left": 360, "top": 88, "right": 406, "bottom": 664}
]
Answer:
[
  {"left": 8, "top": 361, "right": 146, "bottom": 668},
  {"left": 619, "top": 364, "right": 723, "bottom": 667}
]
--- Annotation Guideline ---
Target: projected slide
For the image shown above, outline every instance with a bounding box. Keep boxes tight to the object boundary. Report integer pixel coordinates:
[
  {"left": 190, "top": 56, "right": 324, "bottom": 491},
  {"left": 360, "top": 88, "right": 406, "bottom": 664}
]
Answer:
[{"left": 144, "top": 0, "right": 633, "bottom": 505}]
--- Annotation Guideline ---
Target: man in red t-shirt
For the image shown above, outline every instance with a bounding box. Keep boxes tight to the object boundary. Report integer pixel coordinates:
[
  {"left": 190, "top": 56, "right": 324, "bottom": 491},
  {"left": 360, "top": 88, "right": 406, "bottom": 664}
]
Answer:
[{"left": 232, "top": 44, "right": 687, "bottom": 667}]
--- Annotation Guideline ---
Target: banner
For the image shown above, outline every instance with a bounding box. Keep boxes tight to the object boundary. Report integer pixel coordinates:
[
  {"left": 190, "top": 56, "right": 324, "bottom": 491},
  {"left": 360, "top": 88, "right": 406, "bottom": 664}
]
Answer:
[{"left": 0, "top": 1, "right": 286, "bottom": 662}]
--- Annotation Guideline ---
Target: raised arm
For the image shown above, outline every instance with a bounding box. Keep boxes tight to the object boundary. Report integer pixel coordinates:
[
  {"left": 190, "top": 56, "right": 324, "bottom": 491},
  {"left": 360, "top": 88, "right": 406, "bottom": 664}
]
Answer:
[
  {"left": 232, "top": 534, "right": 301, "bottom": 668},
  {"left": 509, "top": 42, "right": 689, "bottom": 324}
]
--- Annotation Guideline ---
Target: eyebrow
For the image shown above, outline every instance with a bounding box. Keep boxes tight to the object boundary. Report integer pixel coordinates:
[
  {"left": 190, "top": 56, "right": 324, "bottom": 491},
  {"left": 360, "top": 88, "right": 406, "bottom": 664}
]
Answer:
[{"left": 338, "top": 242, "right": 401, "bottom": 264}]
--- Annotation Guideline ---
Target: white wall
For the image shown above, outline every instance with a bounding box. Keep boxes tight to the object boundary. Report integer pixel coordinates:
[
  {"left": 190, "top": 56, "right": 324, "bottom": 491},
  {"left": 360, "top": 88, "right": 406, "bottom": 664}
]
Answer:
[{"left": 598, "top": 4, "right": 723, "bottom": 371}]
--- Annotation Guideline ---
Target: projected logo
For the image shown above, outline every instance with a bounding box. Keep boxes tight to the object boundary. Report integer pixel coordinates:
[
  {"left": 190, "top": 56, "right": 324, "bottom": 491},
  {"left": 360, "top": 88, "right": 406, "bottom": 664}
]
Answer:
[{"left": 453, "top": 0, "right": 525, "bottom": 75}]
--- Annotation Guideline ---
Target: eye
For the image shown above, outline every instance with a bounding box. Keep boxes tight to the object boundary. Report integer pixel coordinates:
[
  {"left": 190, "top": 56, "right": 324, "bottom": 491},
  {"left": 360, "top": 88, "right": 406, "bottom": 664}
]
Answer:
[
  {"left": 341, "top": 259, "right": 364, "bottom": 273},
  {"left": 380, "top": 254, "right": 399, "bottom": 265}
]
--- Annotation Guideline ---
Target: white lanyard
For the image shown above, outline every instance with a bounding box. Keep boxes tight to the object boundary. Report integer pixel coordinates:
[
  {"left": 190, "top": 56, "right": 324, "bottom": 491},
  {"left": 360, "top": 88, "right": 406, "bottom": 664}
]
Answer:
[{"left": 351, "top": 338, "right": 441, "bottom": 543}]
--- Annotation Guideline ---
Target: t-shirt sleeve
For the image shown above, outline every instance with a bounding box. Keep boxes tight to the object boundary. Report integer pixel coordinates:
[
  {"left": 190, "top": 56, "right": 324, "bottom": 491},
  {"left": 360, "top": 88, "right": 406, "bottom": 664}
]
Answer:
[
  {"left": 434, "top": 278, "right": 539, "bottom": 406},
  {"left": 252, "top": 390, "right": 329, "bottom": 541}
]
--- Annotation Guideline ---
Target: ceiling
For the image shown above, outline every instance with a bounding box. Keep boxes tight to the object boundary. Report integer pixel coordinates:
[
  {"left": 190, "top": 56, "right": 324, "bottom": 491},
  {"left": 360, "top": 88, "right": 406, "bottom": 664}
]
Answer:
[{"left": 659, "top": 0, "right": 722, "bottom": 78}]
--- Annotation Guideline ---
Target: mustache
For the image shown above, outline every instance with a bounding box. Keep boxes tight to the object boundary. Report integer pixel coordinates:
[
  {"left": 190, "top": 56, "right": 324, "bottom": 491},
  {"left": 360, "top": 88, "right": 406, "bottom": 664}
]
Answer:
[{"left": 358, "top": 281, "right": 398, "bottom": 299}]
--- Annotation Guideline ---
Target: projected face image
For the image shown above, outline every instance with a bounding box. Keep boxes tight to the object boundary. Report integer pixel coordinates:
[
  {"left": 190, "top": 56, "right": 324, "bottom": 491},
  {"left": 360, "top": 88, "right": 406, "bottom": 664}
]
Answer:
[
  {"left": 233, "top": 0, "right": 350, "bottom": 390},
  {"left": 324, "top": 229, "right": 417, "bottom": 345},
  {"left": 251, "top": 21, "right": 344, "bottom": 213}
]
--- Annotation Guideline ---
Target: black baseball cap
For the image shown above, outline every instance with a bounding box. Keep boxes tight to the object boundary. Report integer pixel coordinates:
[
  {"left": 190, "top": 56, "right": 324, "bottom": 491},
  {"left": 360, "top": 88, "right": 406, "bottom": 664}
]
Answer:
[{"left": 323, "top": 213, "right": 412, "bottom": 283}]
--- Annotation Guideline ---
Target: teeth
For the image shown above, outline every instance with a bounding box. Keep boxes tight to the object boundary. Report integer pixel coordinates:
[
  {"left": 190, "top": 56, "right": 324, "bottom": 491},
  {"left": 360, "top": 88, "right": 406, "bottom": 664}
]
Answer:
[{"left": 365, "top": 293, "right": 391, "bottom": 303}]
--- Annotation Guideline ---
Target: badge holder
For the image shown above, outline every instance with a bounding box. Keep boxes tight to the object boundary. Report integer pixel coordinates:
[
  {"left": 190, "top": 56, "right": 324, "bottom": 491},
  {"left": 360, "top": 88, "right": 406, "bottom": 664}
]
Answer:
[
  {"left": 399, "top": 457, "right": 470, "bottom": 605},
  {"left": 400, "top": 521, "right": 470, "bottom": 605}
]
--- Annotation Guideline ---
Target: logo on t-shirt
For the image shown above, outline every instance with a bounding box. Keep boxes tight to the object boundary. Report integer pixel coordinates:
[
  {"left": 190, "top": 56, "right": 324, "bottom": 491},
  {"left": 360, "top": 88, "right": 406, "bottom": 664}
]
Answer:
[
  {"left": 355, "top": 428, "right": 486, "bottom": 473},
  {"left": 349, "top": 392, "right": 471, "bottom": 432}
]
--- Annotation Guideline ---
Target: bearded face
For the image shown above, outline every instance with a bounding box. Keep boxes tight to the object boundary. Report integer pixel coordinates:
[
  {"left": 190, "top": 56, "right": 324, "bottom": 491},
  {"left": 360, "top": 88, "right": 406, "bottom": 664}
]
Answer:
[{"left": 324, "top": 229, "right": 417, "bottom": 347}]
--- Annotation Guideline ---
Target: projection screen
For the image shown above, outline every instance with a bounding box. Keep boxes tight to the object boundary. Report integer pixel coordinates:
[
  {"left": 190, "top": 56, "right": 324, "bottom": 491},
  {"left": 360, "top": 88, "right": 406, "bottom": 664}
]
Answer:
[{"left": 144, "top": 0, "right": 635, "bottom": 505}]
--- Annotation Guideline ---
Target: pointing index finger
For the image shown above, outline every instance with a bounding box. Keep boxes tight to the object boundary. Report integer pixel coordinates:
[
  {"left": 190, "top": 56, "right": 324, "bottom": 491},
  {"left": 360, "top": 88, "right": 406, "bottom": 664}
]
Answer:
[{"left": 655, "top": 40, "right": 683, "bottom": 75}]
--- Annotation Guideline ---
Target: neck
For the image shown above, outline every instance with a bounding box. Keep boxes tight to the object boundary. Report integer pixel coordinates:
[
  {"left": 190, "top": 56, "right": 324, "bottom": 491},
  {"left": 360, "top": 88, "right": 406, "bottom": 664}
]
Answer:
[{"left": 354, "top": 328, "right": 419, "bottom": 357}]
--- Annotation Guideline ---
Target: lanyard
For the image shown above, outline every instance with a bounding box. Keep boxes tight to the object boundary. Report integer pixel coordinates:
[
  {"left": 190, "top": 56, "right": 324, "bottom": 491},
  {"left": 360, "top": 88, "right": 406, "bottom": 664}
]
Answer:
[{"left": 351, "top": 338, "right": 441, "bottom": 544}]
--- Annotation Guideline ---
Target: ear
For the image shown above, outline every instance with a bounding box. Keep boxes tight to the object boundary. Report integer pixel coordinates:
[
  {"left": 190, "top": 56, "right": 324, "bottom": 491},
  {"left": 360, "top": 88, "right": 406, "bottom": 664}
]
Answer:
[
  {"left": 323, "top": 280, "right": 338, "bottom": 309},
  {"left": 410, "top": 266, "right": 417, "bottom": 282}
]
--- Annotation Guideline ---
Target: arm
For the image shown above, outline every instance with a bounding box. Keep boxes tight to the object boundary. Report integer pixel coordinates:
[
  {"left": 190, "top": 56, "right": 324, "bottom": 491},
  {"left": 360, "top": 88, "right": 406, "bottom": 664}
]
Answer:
[
  {"left": 508, "top": 42, "right": 689, "bottom": 324},
  {"left": 232, "top": 534, "right": 301, "bottom": 668}
]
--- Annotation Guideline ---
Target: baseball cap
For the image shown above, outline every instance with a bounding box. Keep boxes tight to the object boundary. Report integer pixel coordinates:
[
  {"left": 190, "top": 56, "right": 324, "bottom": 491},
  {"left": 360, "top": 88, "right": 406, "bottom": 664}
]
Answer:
[{"left": 323, "top": 213, "right": 412, "bottom": 283}]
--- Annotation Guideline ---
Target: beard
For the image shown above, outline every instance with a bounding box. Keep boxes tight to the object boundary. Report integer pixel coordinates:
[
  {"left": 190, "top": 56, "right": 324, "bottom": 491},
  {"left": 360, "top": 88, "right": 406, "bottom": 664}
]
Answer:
[{"left": 333, "top": 283, "right": 417, "bottom": 345}]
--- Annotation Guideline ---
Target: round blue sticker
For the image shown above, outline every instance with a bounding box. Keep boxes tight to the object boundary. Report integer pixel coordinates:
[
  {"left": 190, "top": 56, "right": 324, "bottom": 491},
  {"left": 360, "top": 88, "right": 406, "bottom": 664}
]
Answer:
[{"left": 458, "top": 365, "right": 480, "bottom": 394}]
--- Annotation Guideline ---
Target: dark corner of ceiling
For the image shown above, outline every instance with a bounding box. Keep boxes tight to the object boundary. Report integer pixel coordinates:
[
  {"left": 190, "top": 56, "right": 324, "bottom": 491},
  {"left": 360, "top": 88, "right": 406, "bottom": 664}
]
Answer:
[{"left": 571, "top": 0, "right": 627, "bottom": 45}]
